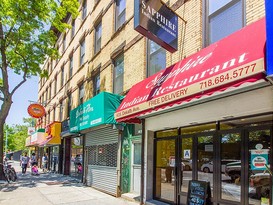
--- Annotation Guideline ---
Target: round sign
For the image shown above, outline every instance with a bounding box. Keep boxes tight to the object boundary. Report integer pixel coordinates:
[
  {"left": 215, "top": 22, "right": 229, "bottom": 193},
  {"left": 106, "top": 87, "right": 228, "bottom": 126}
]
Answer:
[{"left": 27, "top": 103, "right": 46, "bottom": 118}]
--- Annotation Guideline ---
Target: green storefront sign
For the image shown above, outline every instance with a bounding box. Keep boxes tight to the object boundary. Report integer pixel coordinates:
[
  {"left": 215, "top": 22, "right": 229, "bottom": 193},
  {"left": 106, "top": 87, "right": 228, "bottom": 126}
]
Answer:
[{"left": 70, "top": 92, "right": 123, "bottom": 132}]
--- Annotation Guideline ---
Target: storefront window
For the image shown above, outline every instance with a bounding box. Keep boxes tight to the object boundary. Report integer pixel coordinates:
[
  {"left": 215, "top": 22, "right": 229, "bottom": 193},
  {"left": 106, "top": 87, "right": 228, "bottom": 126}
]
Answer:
[
  {"left": 156, "top": 129, "right": 178, "bottom": 138},
  {"left": 181, "top": 123, "right": 216, "bottom": 135},
  {"left": 248, "top": 129, "right": 271, "bottom": 205},
  {"left": 220, "top": 114, "right": 273, "bottom": 130},
  {"left": 153, "top": 114, "right": 272, "bottom": 204}
]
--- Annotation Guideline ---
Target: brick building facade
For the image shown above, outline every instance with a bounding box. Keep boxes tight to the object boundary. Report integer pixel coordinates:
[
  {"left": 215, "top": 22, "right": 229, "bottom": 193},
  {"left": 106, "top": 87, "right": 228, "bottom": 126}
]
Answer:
[{"left": 37, "top": 0, "right": 268, "bottom": 204}]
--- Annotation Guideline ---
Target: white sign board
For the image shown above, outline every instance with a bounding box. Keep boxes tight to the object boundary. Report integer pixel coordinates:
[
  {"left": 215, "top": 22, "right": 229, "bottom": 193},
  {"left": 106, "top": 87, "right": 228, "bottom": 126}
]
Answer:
[{"left": 184, "top": 150, "right": 191, "bottom": 159}]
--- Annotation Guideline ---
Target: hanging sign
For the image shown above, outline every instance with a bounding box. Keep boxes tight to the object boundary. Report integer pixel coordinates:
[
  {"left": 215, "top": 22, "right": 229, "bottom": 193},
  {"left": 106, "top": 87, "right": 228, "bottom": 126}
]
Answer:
[
  {"left": 27, "top": 103, "right": 46, "bottom": 118},
  {"left": 134, "top": 0, "right": 178, "bottom": 53},
  {"left": 250, "top": 149, "right": 269, "bottom": 170}
]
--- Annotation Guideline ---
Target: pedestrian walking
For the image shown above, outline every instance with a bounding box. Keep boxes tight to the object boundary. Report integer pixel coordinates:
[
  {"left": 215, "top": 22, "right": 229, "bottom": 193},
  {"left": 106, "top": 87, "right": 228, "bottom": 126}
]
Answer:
[
  {"left": 42, "top": 153, "right": 48, "bottom": 172},
  {"left": 20, "top": 152, "right": 29, "bottom": 174}
]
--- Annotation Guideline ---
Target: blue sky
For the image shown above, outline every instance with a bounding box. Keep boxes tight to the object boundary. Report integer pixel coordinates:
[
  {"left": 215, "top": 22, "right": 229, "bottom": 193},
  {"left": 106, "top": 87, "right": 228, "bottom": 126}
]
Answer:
[{"left": 5, "top": 72, "right": 39, "bottom": 126}]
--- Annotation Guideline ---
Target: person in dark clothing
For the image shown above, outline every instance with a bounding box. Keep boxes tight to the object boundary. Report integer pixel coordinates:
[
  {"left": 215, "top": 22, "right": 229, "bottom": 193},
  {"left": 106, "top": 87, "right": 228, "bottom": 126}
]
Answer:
[{"left": 30, "top": 153, "right": 37, "bottom": 166}]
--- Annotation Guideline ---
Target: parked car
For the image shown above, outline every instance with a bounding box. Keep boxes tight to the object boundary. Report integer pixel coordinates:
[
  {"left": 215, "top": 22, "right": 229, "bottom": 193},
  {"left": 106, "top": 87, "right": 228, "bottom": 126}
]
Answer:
[
  {"left": 225, "top": 161, "right": 270, "bottom": 181},
  {"left": 201, "top": 159, "right": 239, "bottom": 173},
  {"left": 225, "top": 160, "right": 241, "bottom": 180},
  {"left": 182, "top": 159, "right": 192, "bottom": 171}
]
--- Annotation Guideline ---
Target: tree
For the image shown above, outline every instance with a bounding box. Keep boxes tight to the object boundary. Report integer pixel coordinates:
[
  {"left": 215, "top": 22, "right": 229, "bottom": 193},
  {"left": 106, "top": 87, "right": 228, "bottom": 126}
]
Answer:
[
  {"left": 4, "top": 118, "right": 35, "bottom": 153},
  {"left": 0, "top": 0, "right": 79, "bottom": 179}
]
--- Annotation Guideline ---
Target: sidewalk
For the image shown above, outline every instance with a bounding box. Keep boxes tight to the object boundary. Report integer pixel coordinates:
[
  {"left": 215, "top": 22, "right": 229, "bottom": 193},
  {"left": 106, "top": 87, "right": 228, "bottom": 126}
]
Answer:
[{"left": 0, "top": 161, "right": 139, "bottom": 205}]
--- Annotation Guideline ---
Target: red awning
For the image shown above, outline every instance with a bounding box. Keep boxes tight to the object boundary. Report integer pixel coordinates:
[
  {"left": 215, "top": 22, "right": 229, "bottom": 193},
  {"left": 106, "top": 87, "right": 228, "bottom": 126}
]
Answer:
[
  {"left": 39, "top": 137, "right": 53, "bottom": 147},
  {"left": 115, "top": 18, "right": 266, "bottom": 123}
]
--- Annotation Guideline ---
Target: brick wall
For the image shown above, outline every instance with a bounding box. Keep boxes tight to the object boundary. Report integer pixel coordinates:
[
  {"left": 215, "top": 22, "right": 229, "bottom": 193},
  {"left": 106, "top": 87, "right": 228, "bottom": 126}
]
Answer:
[{"left": 38, "top": 0, "right": 266, "bottom": 126}]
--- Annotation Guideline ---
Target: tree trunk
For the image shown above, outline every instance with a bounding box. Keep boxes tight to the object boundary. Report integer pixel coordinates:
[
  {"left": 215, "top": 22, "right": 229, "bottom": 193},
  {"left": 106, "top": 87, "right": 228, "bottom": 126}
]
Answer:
[{"left": 0, "top": 94, "right": 12, "bottom": 180}]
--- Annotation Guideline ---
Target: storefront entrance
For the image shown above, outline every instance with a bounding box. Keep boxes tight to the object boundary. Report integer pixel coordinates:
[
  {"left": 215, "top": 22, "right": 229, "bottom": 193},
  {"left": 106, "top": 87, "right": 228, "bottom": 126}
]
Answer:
[{"left": 154, "top": 116, "right": 272, "bottom": 205}]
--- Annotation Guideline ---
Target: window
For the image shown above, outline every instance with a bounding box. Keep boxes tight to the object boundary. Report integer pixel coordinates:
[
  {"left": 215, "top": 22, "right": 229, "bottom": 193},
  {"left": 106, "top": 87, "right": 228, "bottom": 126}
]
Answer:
[
  {"left": 45, "top": 90, "right": 48, "bottom": 105},
  {"left": 206, "top": 0, "right": 243, "bottom": 45},
  {"left": 48, "top": 83, "right": 51, "bottom": 100},
  {"left": 79, "top": 84, "right": 84, "bottom": 105},
  {"left": 63, "top": 34, "right": 66, "bottom": 52},
  {"left": 115, "top": 0, "right": 126, "bottom": 30},
  {"left": 80, "top": 39, "right": 85, "bottom": 66},
  {"left": 54, "top": 75, "right": 57, "bottom": 95},
  {"left": 51, "top": 59, "right": 54, "bottom": 73},
  {"left": 60, "top": 66, "right": 64, "bottom": 87},
  {"left": 93, "top": 73, "right": 100, "bottom": 96},
  {"left": 52, "top": 107, "right": 55, "bottom": 122},
  {"left": 69, "top": 55, "right": 73, "bottom": 78},
  {"left": 113, "top": 55, "right": 124, "bottom": 94},
  {"left": 67, "top": 94, "right": 72, "bottom": 118},
  {"left": 82, "top": 0, "right": 87, "bottom": 20},
  {"left": 71, "top": 19, "right": 75, "bottom": 38},
  {"left": 59, "top": 101, "right": 63, "bottom": 121},
  {"left": 41, "top": 93, "right": 44, "bottom": 105},
  {"left": 51, "top": 83, "right": 55, "bottom": 98},
  {"left": 47, "top": 63, "right": 50, "bottom": 74},
  {"left": 95, "top": 22, "right": 102, "bottom": 54},
  {"left": 47, "top": 112, "right": 50, "bottom": 124},
  {"left": 133, "top": 143, "right": 141, "bottom": 165},
  {"left": 56, "top": 45, "right": 59, "bottom": 63},
  {"left": 147, "top": 40, "right": 166, "bottom": 76}
]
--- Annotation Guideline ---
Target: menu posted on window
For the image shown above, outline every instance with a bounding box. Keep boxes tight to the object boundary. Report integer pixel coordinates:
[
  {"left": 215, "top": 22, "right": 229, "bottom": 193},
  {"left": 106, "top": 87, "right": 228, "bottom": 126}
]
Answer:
[{"left": 187, "top": 180, "right": 212, "bottom": 205}]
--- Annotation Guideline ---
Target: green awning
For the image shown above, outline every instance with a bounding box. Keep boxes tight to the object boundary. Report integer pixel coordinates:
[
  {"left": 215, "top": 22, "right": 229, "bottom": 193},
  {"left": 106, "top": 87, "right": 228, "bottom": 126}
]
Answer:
[{"left": 70, "top": 92, "right": 123, "bottom": 132}]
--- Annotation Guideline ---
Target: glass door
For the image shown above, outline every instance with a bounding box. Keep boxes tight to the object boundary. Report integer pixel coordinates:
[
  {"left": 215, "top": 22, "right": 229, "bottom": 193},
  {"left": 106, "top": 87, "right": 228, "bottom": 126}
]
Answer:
[
  {"left": 155, "top": 138, "right": 176, "bottom": 203},
  {"left": 219, "top": 131, "right": 242, "bottom": 203},
  {"left": 178, "top": 133, "right": 214, "bottom": 204}
]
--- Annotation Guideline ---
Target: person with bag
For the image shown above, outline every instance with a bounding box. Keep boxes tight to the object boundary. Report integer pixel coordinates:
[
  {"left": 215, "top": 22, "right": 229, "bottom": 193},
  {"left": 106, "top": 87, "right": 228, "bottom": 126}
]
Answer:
[{"left": 20, "top": 152, "right": 29, "bottom": 175}]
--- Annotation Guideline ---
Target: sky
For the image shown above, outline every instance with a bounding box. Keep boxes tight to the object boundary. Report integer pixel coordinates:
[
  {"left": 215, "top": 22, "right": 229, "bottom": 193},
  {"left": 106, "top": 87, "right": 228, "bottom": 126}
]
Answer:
[{"left": 5, "top": 72, "right": 39, "bottom": 126}]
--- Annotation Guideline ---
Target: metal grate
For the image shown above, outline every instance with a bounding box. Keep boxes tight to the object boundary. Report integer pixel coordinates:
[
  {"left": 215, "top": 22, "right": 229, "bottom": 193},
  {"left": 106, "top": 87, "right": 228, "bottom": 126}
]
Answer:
[{"left": 87, "top": 143, "right": 118, "bottom": 167}]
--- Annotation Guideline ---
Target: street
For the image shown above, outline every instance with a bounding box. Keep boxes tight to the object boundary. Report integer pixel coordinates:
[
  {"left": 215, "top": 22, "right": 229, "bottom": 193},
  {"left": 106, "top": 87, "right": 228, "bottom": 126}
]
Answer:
[{"left": 0, "top": 161, "right": 138, "bottom": 205}]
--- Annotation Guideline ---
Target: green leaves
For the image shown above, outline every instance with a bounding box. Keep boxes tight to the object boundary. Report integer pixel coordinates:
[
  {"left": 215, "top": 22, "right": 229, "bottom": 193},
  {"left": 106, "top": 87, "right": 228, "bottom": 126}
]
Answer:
[
  {"left": 1, "top": 0, "right": 79, "bottom": 78},
  {"left": 0, "top": 0, "right": 80, "bottom": 155}
]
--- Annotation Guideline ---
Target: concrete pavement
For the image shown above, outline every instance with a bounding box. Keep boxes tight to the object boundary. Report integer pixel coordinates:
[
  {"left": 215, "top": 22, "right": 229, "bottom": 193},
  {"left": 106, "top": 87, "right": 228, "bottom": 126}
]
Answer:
[{"left": 0, "top": 161, "right": 139, "bottom": 205}]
